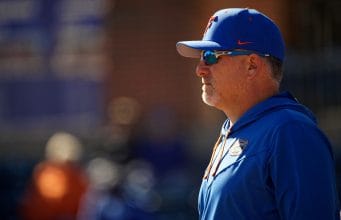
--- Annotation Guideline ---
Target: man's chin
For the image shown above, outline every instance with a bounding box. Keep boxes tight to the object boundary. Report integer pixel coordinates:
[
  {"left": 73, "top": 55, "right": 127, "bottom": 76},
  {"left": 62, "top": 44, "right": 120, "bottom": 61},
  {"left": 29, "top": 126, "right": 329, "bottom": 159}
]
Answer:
[{"left": 202, "top": 95, "right": 217, "bottom": 107}]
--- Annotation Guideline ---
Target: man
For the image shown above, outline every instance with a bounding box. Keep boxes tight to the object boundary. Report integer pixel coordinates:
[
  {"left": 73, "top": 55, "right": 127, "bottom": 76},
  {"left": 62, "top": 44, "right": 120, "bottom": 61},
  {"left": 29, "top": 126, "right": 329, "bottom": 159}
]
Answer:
[{"left": 176, "top": 8, "right": 340, "bottom": 220}]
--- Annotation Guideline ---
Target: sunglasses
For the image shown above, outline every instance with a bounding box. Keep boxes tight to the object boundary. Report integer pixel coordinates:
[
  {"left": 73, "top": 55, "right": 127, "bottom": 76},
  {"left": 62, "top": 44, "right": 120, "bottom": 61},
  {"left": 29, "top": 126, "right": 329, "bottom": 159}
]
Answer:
[{"left": 201, "top": 50, "right": 270, "bottom": 65}]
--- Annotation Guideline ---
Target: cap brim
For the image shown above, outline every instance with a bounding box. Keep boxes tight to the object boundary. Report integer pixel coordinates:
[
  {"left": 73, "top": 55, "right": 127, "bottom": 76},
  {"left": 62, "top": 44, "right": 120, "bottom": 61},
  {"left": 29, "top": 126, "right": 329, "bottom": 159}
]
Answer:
[{"left": 176, "top": 41, "right": 222, "bottom": 58}]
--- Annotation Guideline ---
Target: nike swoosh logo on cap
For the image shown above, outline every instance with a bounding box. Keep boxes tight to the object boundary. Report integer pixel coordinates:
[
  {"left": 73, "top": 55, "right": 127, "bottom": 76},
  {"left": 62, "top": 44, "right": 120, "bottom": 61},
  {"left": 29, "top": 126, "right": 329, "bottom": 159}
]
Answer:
[{"left": 237, "top": 40, "right": 253, "bottom": 45}]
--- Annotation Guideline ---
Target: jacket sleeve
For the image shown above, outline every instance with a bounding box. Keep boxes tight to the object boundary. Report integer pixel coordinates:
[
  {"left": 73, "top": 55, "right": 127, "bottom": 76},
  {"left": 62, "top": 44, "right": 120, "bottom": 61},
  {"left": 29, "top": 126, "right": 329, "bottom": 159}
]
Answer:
[{"left": 269, "top": 121, "right": 340, "bottom": 220}]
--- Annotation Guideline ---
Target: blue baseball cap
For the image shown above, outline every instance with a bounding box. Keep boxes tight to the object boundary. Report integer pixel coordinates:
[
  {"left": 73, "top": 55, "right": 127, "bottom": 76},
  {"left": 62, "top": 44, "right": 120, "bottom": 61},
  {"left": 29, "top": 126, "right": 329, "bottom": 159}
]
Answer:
[{"left": 176, "top": 8, "right": 285, "bottom": 61}]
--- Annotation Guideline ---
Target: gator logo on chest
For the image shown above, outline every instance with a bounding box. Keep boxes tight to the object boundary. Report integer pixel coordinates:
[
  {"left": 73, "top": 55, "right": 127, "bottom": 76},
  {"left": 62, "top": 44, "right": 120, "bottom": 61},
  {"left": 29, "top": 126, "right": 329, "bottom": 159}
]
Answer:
[{"left": 228, "top": 139, "right": 248, "bottom": 156}]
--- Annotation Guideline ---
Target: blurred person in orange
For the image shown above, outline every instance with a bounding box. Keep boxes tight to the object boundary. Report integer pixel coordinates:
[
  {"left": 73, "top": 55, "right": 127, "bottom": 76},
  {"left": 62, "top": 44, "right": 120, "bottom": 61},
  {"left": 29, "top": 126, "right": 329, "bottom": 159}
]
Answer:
[{"left": 19, "top": 132, "right": 89, "bottom": 220}]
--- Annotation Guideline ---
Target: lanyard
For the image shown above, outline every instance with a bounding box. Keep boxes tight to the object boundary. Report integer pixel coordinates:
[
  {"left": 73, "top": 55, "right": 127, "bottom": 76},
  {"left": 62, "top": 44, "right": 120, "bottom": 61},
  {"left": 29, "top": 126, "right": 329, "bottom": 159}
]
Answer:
[{"left": 203, "top": 127, "right": 232, "bottom": 179}]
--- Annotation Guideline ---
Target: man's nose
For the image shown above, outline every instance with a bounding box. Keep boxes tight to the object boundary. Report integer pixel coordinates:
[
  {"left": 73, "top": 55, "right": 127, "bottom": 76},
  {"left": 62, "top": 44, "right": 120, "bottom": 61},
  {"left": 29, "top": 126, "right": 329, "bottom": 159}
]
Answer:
[{"left": 196, "top": 61, "right": 210, "bottom": 77}]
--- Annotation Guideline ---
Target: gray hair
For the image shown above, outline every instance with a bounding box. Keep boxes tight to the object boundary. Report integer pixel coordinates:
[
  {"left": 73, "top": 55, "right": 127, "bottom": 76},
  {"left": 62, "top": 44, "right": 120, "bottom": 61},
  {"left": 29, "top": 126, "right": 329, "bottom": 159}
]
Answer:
[{"left": 266, "top": 56, "right": 283, "bottom": 83}]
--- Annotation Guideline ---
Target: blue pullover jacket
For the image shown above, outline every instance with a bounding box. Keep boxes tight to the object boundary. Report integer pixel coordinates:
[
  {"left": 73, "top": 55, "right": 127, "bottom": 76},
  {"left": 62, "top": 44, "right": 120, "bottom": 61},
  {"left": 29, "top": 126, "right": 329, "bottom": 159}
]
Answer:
[{"left": 198, "top": 92, "right": 340, "bottom": 220}]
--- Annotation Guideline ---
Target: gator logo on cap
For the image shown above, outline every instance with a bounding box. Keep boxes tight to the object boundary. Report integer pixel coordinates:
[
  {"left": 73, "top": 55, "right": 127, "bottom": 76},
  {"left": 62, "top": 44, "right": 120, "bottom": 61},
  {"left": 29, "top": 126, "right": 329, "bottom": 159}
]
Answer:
[{"left": 204, "top": 16, "right": 218, "bottom": 34}]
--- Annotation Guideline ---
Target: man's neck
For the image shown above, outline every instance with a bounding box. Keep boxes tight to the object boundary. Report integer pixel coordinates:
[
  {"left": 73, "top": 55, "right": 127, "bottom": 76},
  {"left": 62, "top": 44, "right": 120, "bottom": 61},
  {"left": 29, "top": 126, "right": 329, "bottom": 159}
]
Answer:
[{"left": 223, "top": 87, "right": 279, "bottom": 124}]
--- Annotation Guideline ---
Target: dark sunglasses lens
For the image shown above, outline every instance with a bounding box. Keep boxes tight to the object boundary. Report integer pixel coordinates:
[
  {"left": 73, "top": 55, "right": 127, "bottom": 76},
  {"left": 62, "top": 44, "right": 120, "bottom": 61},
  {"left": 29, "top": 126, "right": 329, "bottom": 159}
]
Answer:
[{"left": 203, "top": 51, "right": 218, "bottom": 65}]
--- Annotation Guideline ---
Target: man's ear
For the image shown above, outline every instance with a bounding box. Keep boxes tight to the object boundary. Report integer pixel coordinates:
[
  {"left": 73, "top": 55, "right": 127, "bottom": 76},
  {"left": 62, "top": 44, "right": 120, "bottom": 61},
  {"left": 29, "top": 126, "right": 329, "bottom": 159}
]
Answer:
[{"left": 246, "top": 54, "right": 259, "bottom": 78}]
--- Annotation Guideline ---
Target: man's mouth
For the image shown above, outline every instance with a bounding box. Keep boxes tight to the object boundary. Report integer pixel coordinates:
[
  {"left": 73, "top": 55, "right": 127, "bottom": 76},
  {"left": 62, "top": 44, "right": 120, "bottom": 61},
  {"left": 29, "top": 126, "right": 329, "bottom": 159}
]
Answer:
[{"left": 202, "top": 83, "right": 213, "bottom": 91}]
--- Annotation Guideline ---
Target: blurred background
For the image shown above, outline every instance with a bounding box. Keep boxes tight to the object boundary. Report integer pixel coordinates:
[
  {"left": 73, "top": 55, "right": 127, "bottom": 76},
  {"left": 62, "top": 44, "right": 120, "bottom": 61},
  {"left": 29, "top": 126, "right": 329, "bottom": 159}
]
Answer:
[{"left": 0, "top": 0, "right": 340, "bottom": 219}]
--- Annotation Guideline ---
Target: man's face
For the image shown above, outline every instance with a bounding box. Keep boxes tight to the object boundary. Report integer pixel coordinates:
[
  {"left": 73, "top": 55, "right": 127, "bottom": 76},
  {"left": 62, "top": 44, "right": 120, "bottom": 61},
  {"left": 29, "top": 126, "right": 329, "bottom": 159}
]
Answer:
[{"left": 196, "top": 54, "right": 248, "bottom": 110}]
